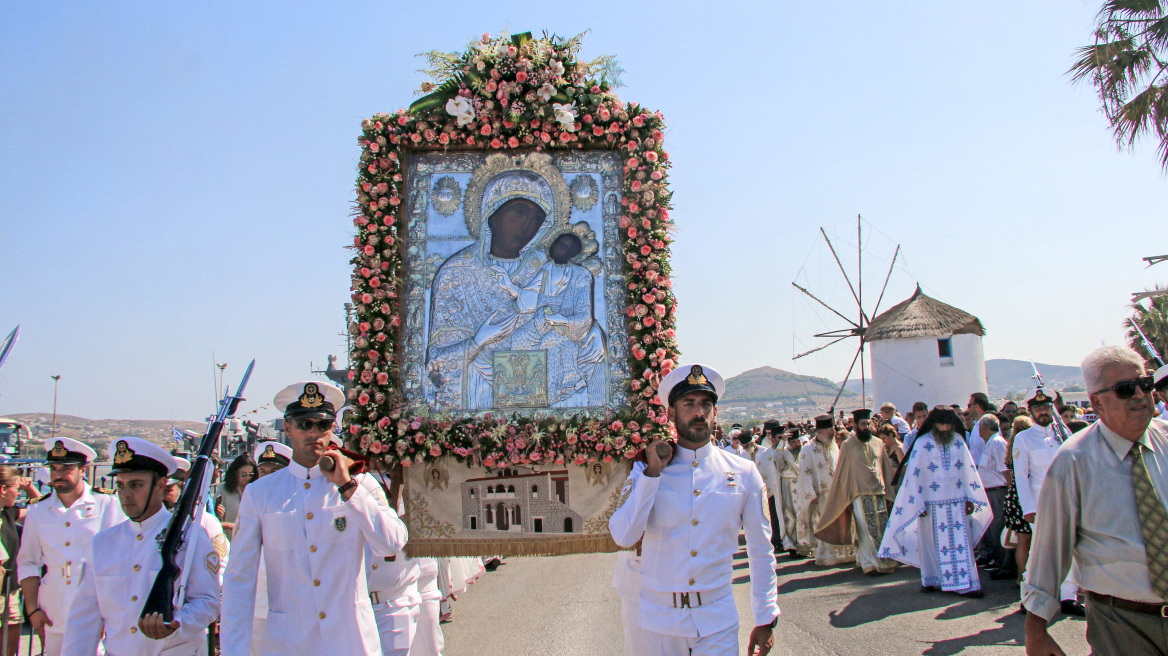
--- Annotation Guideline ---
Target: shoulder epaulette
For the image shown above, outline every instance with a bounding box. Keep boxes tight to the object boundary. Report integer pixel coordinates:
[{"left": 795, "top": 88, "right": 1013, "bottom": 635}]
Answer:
[
  {"left": 29, "top": 492, "right": 51, "bottom": 504},
  {"left": 93, "top": 487, "right": 116, "bottom": 495}
]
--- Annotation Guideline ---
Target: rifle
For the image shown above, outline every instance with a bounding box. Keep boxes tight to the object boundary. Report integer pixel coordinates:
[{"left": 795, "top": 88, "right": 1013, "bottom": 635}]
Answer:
[
  {"left": 1131, "top": 320, "right": 1166, "bottom": 368},
  {"left": 1030, "top": 360, "right": 1073, "bottom": 442},
  {"left": 0, "top": 326, "right": 19, "bottom": 375},
  {"left": 141, "top": 359, "right": 254, "bottom": 623}
]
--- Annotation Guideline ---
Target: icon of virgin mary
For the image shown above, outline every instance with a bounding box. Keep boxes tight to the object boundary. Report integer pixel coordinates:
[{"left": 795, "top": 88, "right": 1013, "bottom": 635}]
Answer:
[{"left": 424, "top": 153, "right": 605, "bottom": 411}]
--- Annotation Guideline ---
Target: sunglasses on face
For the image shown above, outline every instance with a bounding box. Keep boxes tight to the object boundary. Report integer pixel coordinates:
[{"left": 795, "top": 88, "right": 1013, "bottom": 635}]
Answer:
[
  {"left": 1099, "top": 375, "right": 1154, "bottom": 400},
  {"left": 292, "top": 418, "right": 335, "bottom": 432}
]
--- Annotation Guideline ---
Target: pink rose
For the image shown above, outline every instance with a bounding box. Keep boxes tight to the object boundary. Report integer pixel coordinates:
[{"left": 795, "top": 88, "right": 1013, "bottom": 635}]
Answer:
[
  {"left": 358, "top": 393, "right": 370, "bottom": 406},
  {"left": 429, "top": 445, "right": 442, "bottom": 457},
  {"left": 516, "top": 71, "right": 528, "bottom": 83}
]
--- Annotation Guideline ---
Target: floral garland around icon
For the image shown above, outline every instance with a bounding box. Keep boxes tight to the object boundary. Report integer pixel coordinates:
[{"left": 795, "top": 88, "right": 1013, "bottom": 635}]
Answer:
[{"left": 348, "top": 30, "right": 679, "bottom": 470}]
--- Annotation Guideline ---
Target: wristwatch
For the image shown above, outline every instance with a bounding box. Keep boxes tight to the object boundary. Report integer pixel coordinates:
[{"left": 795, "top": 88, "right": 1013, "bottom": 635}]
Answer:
[{"left": 337, "top": 478, "right": 359, "bottom": 496}]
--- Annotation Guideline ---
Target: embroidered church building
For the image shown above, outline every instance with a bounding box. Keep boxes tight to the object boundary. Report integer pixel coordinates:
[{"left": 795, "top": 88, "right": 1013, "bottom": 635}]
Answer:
[{"left": 462, "top": 467, "right": 583, "bottom": 534}]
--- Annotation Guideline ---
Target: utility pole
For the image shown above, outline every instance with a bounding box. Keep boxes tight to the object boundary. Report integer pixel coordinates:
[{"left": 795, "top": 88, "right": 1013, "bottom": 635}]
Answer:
[{"left": 50, "top": 375, "right": 61, "bottom": 437}]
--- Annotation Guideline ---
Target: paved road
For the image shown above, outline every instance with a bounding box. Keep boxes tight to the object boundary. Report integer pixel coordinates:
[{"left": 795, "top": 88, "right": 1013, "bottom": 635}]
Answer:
[{"left": 443, "top": 547, "right": 1090, "bottom": 655}]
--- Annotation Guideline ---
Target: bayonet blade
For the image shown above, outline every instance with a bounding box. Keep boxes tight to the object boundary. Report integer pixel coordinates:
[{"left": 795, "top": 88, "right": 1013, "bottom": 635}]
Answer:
[{"left": 0, "top": 326, "right": 20, "bottom": 373}]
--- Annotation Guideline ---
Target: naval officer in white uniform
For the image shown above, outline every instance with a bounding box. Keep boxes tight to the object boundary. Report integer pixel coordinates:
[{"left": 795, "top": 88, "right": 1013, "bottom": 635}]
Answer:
[
  {"left": 220, "top": 381, "right": 409, "bottom": 656},
  {"left": 63, "top": 437, "right": 222, "bottom": 655},
  {"left": 610, "top": 364, "right": 780, "bottom": 656},
  {"left": 17, "top": 436, "right": 125, "bottom": 656}
]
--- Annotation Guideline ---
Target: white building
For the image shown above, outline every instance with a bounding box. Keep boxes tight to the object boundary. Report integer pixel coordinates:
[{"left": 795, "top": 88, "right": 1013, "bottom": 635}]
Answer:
[{"left": 867, "top": 285, "right": 987, "bottom": 414}]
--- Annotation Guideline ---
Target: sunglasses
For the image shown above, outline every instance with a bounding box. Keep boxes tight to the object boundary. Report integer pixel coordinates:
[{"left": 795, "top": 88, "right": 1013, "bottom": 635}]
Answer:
[
  {"left": 292, "top": 418, "right": 336, "bottom": 432},
  {"left": 1099, "top": 375, "right": 1154, "bottom": 400}
]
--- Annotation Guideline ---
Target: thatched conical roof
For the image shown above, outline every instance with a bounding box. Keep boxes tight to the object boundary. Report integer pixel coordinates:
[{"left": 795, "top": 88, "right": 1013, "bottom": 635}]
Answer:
[{"left": 865, "top": 285, "right": 984, "bottom": 342}]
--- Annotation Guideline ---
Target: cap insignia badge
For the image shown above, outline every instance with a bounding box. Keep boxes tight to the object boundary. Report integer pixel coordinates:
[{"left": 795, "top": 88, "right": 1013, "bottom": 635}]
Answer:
[
  {"left": 299, "top": 383, "right": 324, "bottom": 409},
  {"left": 261, "top": 444, "right": 276, "bottom": 461},
  {"left": 725, "top": 472, "right": 737, "bottom": 487},
  {"left": 685, "top": 365, "right": 708, "bottom": 387},
  {"left": 113, "top": 441, "right": 134, "bottom": 466},
  {"left": 50, "top": 441, "right": 67, "bottom": 459},
  {"left": 334, "top": 517, "right": 347, "bottom": 532}
]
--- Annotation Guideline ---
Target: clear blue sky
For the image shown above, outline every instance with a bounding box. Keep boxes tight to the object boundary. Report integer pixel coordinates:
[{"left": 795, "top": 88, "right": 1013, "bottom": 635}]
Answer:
[{"left": 2, "top": 1, "right": 1164, "bottom": 421}]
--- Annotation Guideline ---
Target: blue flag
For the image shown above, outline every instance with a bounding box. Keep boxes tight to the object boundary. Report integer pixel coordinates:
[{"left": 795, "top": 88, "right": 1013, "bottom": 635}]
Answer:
[{"left": 172, "top": 427, "right": 184, "bottom": 443}]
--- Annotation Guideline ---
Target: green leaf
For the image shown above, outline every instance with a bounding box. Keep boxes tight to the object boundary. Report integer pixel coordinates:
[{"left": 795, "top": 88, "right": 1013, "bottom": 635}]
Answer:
[{"left": 511, "top": 32, "right": 532, "bottom": 48}]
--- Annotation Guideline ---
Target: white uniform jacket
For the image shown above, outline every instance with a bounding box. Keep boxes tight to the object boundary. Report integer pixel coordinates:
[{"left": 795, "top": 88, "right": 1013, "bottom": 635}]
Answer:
[
  {"left": 609, "top": 443, "right": 779, "bottom": 637},
  {"left": 220, "top": 460, "right": 409, "bottom": 656},
  {"left": 1013, "top": 424, "right": 1063, "bottom": 517},
  {"left": 16, "top": 484, "right": 125, "bottom": 636},
  {"left": 62, "top": 508, "right": 221, "bottom": 656}
]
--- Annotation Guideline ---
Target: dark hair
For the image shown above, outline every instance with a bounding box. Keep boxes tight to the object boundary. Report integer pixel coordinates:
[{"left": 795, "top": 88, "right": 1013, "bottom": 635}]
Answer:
[
  {"left": 912, "top": 401, "right": 929, "bottom": 414},
  {"left": 1067, "top": 419, "right": 1089, "bottom": 433},
  {"left": 763, "top": 419, "right": 782, "bottom": 436},
  {"left": 970, "top": 392, "right": 991, "bottom": 412},
  {"left": 918, "top": 406, "right": 967, "bottom": 439},
  {"left": 877, "top": 424, "right": 897, "bottom": 439},
  {"left": 223, "top": 454, "right": 257, "bottom": 494}
]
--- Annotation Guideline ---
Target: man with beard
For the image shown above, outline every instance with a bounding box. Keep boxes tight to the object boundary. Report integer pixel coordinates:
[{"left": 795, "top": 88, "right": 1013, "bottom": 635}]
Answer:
[
  {"left": 17, "top": 437, "right": 125, "bottom": 656},
  {"left": 609, "top": 364, "right": 779, "bottom": 656},
  {"left": 795, "top": 416, "right": 856, "bottom": 566},
  {"left": 878, "top": 407, "right": 991, "bottom": 597},
  {"left": 1014, "top": 388, "right": 1082, "bottom": 615},
  {"left": 1023, "top": 346, "right": 1168, "bottom": 655},
  {"left": 814, "top": 409, "right": 899, "bottom": 576}
]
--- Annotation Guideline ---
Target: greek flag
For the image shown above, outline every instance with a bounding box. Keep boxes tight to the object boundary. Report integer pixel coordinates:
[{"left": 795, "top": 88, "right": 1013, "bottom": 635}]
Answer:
[{"left": 172, "top": 427, "right": 184, "bottom": 443}]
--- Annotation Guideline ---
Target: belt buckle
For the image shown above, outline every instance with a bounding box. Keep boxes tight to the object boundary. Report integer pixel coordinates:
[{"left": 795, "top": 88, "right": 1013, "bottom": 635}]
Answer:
[{"left": 371, "top": 591, "right": 381, "bottom": 605}]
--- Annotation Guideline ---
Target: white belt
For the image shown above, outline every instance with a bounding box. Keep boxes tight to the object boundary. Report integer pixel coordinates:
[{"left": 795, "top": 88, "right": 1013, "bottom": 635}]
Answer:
[
  {"left": 640, "top": 585, "right": 732, "bottom": 609},
  {"left": 370, "top": 589, "right": 415, "bottom": 606}
]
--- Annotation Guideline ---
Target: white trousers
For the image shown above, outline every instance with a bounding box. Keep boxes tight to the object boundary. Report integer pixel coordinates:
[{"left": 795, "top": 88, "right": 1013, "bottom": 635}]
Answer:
[
  {"left": 375, "top": 601, "right": 420, "bottom": 656},
  {"left": 620, "top": 595, "right": 645, "bottom": 656},
  {"left": 249, "top": 619, "right": 266, "bottom": 656},
  {"left": 410, "top": 597, "right": 444, "bottom": 656},
  {"left": 44, "top": 633, "right": 63, "bottom": 656},
  {"left": 641, "top": 625, "right": 738, "bottom": 656}
]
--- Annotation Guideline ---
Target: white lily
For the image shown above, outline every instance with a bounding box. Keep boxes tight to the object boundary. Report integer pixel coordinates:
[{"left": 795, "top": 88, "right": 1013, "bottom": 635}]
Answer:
[
  {"left": 445, "top": 97, "right": 476, "bottom": 126},
  {"left": 537, "top": 83, "right": 556, "bottom": 103},
  {"left": 553, "top": 103, "right": 578, "bottom": 131},
  {"left": 549, "top": 59, "right": 565, "bottom": 77}
]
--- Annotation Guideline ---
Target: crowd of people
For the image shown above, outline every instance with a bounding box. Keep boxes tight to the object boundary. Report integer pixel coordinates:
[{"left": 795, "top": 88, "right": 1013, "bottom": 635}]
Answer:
[
  {"left": 0, "top": 380, "right": 498, "bottom": 656},
  {"left": 1, "top": 343, "right": 1166, "bottom": 655},
  {"left": 715, "top": 388, "right": 1090, "bottom": 610}
]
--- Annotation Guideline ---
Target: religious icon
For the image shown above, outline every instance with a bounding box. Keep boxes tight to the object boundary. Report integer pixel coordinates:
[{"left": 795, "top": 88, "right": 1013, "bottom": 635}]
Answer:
[{"left": 401, "top": 150, "right": 629, "bottom": 418}]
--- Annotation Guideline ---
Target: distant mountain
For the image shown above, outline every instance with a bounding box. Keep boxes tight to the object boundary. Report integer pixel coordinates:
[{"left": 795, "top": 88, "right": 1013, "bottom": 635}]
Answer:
[
  {"left": 5, "top": 413, "right": 205, "bottom": 459},
  {"left": 837, "top": 359, "right": 1083, "bottom": 402},
  {"left": 985, "top": 359, "right": 1083, "bottom": 398},
  {"left": 715, "top": 367, "right": 857, "bottom": 421}
]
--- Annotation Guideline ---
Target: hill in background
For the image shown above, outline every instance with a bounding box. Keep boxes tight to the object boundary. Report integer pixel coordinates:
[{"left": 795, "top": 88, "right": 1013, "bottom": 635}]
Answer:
[
  {"left": 5, "top": 413, "right": 205, "bottom": 460},
  {"left": 718, "top": 366, "right": 857, "bottom": 422},
  {"left": 840, "top": 359, "right": 1084, "bottom": 403}
]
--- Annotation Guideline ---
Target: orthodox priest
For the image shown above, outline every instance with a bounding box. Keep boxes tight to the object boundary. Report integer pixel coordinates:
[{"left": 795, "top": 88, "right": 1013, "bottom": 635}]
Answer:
[
  {"left": 776, "top": 428, "right": 803, "bottom": 557},
  {"left": 795, "top": 416, "right": 856, "bottom": 566},
  {"left": 878, "top": 406, "right": 991, "bottom": 597},
  {"left": 814, "top": 409, "right": 899, "bottom": 575}
]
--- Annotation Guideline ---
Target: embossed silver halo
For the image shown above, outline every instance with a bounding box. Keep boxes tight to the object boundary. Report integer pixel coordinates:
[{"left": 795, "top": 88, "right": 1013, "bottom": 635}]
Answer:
[
  {"left": 569, "top": 174, "right": 599, "bottom": 212},
  {"left": 462, "top": 152, "right": 572, "bottom": 246},
  {"left": 430, "top": 176, "right": 462, "bottom": 216}
]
